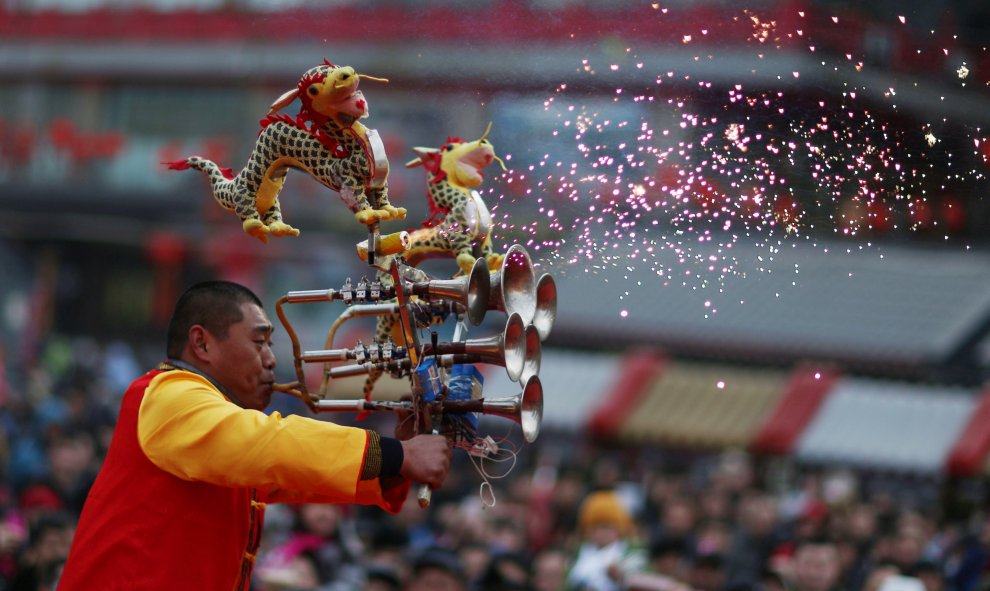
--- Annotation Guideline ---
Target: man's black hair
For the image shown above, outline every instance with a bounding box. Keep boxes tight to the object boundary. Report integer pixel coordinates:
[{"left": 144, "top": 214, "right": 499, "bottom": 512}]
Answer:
[{"left": 166, "top": 281, "right": 262, "bottom": 358}]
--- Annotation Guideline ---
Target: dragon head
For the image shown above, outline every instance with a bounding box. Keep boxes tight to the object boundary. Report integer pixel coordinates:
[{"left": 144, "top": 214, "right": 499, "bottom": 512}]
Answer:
[
  {"left": 268, "top": 60, "right": 389, "bottom": 128},
  {"left": 406, "top": 123, "right": 506, "bottom": 189}
]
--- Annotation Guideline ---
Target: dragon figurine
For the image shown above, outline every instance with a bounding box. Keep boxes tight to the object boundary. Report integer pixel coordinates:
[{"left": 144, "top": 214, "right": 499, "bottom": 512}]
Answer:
[
  {"left": 403, "top": 125, "right": 507, "bottom": 275},
  {"left": 355, "top": 127, "right": 509, "bottom": 400},
  {"left": 167, "top": 60, "right": 406, "bottom": 242}
]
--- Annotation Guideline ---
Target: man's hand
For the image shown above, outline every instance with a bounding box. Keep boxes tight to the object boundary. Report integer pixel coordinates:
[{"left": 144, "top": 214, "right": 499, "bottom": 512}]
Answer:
[{"left": 399, "top": 435, "right": 451, "bottom": 490}]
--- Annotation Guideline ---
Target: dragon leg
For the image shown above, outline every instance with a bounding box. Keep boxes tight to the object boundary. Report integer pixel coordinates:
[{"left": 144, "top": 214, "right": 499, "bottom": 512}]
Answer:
[
  {"left": 255, "top": 163, "right": 299, "bottom": 239},
  {"left": 448, "top": 226, "right": 480, "bottom": 276},
  {"left": 479, "top": 230, "right": 505, "bottom": 271},
  {"left": 368, "top": 187, "right": 407, "bottom": 222},
  {"left": 166, "top": 157, "right": 277, "bottom": 243}
]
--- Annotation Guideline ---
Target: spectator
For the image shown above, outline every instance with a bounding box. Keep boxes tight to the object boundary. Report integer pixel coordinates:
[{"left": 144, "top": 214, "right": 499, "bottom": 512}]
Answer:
[
  {"left": 648, "top": 536, "right": 690, "bottom": 583},
  {"left": 787, "top": 538, "right": 846, "bottom": 591},
  {"left": 566, "top": 489, "right": 646, "bottom": 591},
  {"left": 8, "top": 511, "right": 73, "bottom": 591},
  {"left": 407, "top": 546, "right": 468, "bottom": 591},
  {"left": 458, "top": 541, "right": 491, "bottom": 588},
  {"left": 686, "top": 553, "right": 727, "bottom": 591},
  {"left": 531, "top": 548, "right": 570, "bottom": 591},
  {"left": 364, "top": 563, "right": 403, "bottom": 591},
  {"left": 913, "top": 560, "right": 945, "bottom": 591},
  {"left": 725, "top": 491, "right": 783, "bottom": 588},
  {"left": 476, "top": 550, "right": 532, "bottom": 591},
  {"left": 652, "top": 494, "right": 699, "bottom": 553}
]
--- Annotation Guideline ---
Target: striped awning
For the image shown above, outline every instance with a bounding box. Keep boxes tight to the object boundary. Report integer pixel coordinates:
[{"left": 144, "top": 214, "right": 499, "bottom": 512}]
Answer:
[
  {"left": 588, "top": 351, "right": 789, "bottom": 449},
  {"left": 793, "top": 378, "right": 976, "bottom": 474}
]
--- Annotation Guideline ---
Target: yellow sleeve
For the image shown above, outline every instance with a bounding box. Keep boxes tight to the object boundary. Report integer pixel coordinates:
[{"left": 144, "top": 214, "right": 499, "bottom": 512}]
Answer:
[{"left": 137, "top": 371, "right": 406, "bottom": 512}]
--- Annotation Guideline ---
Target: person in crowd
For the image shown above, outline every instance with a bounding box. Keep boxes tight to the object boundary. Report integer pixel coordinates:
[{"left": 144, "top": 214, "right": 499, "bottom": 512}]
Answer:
[
  {"left": 55, "top": 280, "right": 453, "bottom": 590},
  {"left": 406, "top": 546, "right": 468, "bottom": 591},
  {"left": 647, "top": 535, "right": 690, "bottom": 583},
  {"left": 787, "top": 538, "right": 846, "bottom": 591},
  {"left": 565, "top": 489, "right": 647, "bottom": 591},
  {"left": 6, "top": 510, "right": 73, "bottom": 591},
  {"left": 686, "top": 552, "right": 727, "bottom": 591},
  {"left": 913, "top": 560, "right": 946, "bottom": 591},
  {"left": 475, "top": 550, "right": 532, "bottom": 591},
  {"left": 725, "top": 491, "right": 783, "bottom": 589},
  {"left": 531, "top": 547, "right": 570, "bottom": 591},
  {"left": 364, "top": 563, "right": 403, "bottom": 591}
]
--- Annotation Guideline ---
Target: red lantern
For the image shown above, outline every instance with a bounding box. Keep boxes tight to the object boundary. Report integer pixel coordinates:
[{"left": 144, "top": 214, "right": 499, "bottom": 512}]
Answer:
[
  {"left": 145, "top": 231, "right": 188, "bottom": 327},
  {"left": 939, "top": 195, "right": 967, "bottom": 234},
  {"left": 867, "top": 200, "right": 892, "bottom": 234}
]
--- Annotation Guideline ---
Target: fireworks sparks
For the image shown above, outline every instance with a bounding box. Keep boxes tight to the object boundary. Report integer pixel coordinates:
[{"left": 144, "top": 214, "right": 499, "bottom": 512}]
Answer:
[{"left": 483, "top": 6, "right": 988, "bottom": 316}]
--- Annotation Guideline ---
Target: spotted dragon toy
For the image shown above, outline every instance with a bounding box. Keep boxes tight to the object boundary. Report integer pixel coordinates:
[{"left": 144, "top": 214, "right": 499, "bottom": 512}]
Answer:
[
  {"left": 403, "top": 125, "right": 508, "bottom": 275},
  {"left": 352, "top": 128, "right": 509, "bottom": 400},
  {"left": 167, "top": 60, "right": 406, "bottom": 242}
]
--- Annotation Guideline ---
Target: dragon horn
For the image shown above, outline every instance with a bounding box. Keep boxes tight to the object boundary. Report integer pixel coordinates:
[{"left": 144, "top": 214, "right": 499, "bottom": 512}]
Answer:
[
  {"left": 476, "top": 123, "right": 507, "bottom": 171},
  {"left": 269, "top": 88, "right": 300, "bottom": 115},
  {"left": 359, "top": 74, "right": 390, "bottom": 84},
  {"left": 478, "top": 121, "right": 494, "bottom": 143}
]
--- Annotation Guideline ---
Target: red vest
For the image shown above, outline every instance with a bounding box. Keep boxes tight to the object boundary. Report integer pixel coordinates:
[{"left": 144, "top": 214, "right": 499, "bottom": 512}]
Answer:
[{"left": 58, "top": 369, "right": 266, "bottom": 591}]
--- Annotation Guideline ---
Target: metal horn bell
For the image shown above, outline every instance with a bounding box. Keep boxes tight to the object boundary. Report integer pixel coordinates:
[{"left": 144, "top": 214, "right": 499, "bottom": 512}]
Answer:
[
  {"left": 489, "top": 244, "right": 536, "bottom": 324},
  {"left": 432, "top": 312, "right": 527, "bottom": 381},
  {"left": 520, "top": 324, "right": 541, "bottom": 385},
  {"left": 410, "top": 257, "right": 490, "bottom": 325},
  {"left": 533, "top": 273, "right": 557, "bottom": 341},
  {"left": 481, "top": 375, "right": 544, "bottom": 443}
]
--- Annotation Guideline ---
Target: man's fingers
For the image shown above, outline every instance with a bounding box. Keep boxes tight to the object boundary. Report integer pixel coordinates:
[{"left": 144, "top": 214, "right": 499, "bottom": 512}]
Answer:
[{"left": 399, "top": 434, "right": 453, "bottom": 489}]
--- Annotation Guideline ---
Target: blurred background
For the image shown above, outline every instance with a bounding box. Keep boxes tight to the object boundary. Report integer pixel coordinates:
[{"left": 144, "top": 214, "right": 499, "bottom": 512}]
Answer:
[{"left": 2, "top": 1, "right": 990, "bottom": 590}]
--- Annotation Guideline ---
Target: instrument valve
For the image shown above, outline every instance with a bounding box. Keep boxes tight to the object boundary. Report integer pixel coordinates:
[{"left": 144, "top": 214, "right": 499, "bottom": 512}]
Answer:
[
  {"left": 341, "top": 278, "right": 354, "bottom": 304},
  {"left": 356, "top": 277, "right": 369, "bottom": 302},
  {"left": 354, "top": 340, "right": 367, "bottom": 363},
  {"left": 368, "top": 342, "right": 381, "bottom": 363},
  {"left": 370, "top": 278, "right": 383, "bottom": 300},
  {"left": 382, "top": 338, "right": 394, "bottom": 360}
]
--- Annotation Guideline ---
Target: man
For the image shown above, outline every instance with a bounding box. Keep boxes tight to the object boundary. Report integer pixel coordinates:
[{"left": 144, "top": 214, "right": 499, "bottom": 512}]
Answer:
[
  {"left": 406, "top": 546, "right": 468, "bottom": 591},
  {"left": 789, "top": 538, "right": 845, "bottom": 591},
  {"left": 566, "top": 489, "right": 647, "bottom": 591},
  {"left": 58, "top": 280, "right": 452, "bottom": 590}
]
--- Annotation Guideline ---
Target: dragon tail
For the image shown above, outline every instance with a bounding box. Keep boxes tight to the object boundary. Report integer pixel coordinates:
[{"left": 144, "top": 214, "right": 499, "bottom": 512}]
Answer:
[
  {"left": 164, "top": 156, "right": 236, "bottom": 181},
  {"left": 164, "top": 156, "right": 244, "bottom": 220}
]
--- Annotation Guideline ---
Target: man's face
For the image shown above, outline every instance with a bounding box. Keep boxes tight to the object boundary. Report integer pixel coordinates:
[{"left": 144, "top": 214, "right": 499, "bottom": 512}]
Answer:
[
  {"left": 205, "top": 302, "right": 276, "bottom": 411},
  {"left": 793, "top": 544, "right": 840, "bottom": 591}
]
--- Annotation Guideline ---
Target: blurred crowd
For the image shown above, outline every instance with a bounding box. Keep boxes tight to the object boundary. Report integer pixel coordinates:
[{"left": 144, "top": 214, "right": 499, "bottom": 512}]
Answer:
[{"left": 1, "top": 337, "right": 990, "bottom": 591}]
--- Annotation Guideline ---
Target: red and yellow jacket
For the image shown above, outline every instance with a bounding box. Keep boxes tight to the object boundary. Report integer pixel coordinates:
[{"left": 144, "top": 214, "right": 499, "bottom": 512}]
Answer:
[{"left": 58, "top": 367, "right": 409, "bottom": 590}]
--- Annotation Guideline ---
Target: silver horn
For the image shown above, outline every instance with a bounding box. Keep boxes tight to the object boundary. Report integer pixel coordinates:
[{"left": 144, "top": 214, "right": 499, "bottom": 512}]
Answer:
[
  {"left": 482, "top": 375, "right": 543, "bottom": 443},
  {"left": 430, "top": 312, "right": 526, "bottom": 381},
  {"left": 410, "top": 257, "right": 490, "bottom": 325},
  {"left": 520, "top": 324, "right": 541, "bottom": 385},
  {"left": 489, "top": 244, "right": 536, "bottom": 323},
  {"left": 313, "top": 375, "right": 544, "bottom": 443},
  {"left": 533, "top": 273, "right": 557, "bottom": 341}
]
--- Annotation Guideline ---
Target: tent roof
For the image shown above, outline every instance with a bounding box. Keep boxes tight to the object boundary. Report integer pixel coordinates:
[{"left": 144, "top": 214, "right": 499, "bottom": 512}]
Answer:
[{"left": 794, "top": 377, "right": 976, "bottom": 473}]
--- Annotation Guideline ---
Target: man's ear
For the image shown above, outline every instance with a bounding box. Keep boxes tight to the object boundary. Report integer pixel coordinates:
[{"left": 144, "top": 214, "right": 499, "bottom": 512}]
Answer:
[{"left": 188, "top": 325, "right": 212, "bottom": 363}]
